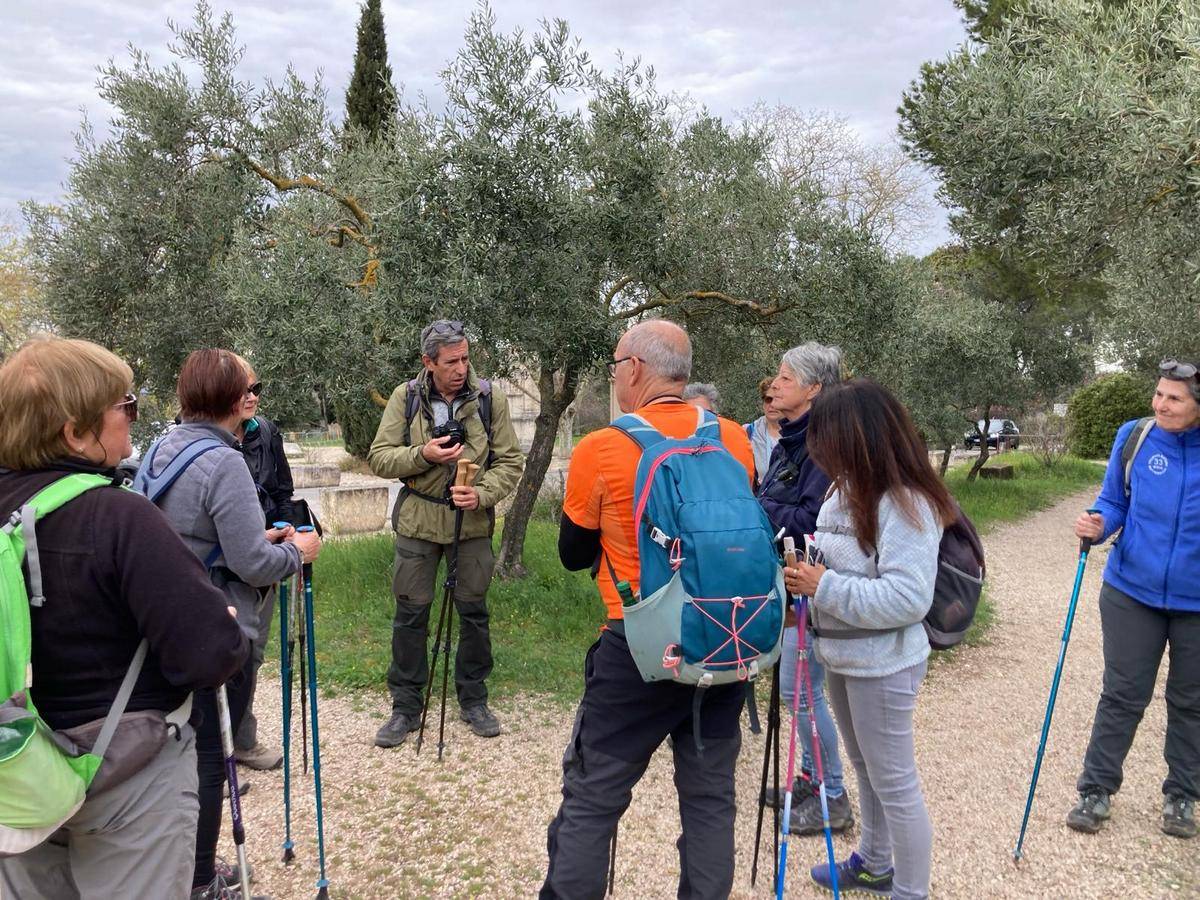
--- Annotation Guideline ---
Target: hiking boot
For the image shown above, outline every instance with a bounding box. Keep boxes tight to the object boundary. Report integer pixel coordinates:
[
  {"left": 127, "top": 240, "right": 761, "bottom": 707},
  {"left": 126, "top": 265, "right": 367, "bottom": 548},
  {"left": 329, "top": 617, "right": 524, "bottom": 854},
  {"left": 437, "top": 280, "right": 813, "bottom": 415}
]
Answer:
[
  {"left": 235, "top": 742, "right": 282, "bottom": 771},
  {"left": 214, "top": 857, "right": 253, "bottom": 886},
  {"left": 1162, "top": 795, "right": 1197, "bottom": 839},
  {"left": 459, "top": 704, "right": 501, "bottom": 737},
  {"left": 763, "top": 776, "right": 809, "bottom": 810},
  {"left": 222, "top": 779, "right": 251, "bottom": 800},
  {"left": 810, "top": 850, "right": 892, "bottom": 897},
  {"left": 374, "top": 711, "right": 417, "bottom": 748},
  {"left": 789, "top": 789, "right": 854, "bottom": 836},
  {"left": 1066, "top": 789, "right": 1111, "bottom": 834},
  {"left": 190, "top": 873, "right": 271, "bottom": 900}
]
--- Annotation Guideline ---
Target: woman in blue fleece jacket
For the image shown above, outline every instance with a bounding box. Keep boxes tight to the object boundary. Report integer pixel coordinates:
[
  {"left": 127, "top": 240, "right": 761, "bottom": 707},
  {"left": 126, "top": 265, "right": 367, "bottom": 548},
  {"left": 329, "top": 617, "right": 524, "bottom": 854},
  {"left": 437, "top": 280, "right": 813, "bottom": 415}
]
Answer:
[{"left": 1067, "top": 359, "right": 1200, "bottom": 840}]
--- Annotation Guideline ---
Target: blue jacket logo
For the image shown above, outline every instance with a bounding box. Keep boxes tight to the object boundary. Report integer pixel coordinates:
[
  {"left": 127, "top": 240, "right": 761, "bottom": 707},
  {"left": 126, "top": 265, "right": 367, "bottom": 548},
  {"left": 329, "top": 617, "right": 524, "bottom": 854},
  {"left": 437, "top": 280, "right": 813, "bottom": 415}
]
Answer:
[{"left": 1148, "top": 453, "right": 1168, "bottom": 475}]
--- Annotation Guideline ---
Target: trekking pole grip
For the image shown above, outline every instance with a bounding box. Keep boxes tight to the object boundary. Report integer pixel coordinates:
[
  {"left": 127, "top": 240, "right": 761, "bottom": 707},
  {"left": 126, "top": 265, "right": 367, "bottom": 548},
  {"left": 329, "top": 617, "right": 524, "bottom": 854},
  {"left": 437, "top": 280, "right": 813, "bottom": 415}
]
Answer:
[
  {"left": 1079, "top": 507, "right": 1101, "bottom": 555},
  {"left": 455, "top": 458, "right": 480, "bottom": 488}
]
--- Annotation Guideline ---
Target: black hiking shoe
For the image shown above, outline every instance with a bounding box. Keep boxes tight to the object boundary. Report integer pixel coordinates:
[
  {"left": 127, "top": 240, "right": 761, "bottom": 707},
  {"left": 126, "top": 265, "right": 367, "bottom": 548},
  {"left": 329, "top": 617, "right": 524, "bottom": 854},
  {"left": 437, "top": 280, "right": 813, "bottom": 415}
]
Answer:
[
  {"left": 1066, "top": 789, "right": 1111, "bottom": 834},
  {"left": 459, "top": 704, "right": 501, "bottom": 737},
  {"left": 374, "top": 711, "right": 417, "bottom": 748},
  {"left": 1162, "top": 795, "right": 1197, "bottom": 839},
  {"left": 763, "top": 775, "right": 810, "bottom": 810},
  {"left": 788, "top": 788, "right": 854, "bottom": 835},
  {"left": 810, "top": 851, "right": 892, "bottom": 897}
]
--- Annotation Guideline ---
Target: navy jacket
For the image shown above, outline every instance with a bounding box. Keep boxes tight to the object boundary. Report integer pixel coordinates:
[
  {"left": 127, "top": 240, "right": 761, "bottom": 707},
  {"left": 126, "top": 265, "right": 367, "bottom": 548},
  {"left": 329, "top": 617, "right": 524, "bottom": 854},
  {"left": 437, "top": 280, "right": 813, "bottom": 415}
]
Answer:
[
  {"left": 1094, "top": 418, "right": 1200, "bottom": 612},
  {"left": 757, "top": 412, "right": 832, "bottom": 543}
]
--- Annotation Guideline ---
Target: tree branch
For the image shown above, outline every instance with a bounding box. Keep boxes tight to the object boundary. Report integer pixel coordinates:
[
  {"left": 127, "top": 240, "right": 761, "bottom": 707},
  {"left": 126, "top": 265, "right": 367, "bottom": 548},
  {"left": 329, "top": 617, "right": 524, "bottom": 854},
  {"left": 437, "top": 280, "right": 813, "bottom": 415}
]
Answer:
[
  {"left": 371, "top": 388, "right": 389, "bottom": 409},
  {"left": 604, "top": 274, "right": 637, "bottom": 311},
  {"left": 612, "top": 284, "right": 786, "bottom": 320}
]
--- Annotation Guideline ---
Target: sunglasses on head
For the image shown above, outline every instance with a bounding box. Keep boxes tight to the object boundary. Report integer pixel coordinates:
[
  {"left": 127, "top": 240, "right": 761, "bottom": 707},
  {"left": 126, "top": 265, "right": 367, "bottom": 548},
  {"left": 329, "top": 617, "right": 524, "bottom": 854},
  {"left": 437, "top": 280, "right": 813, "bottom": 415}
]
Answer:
[
  {"left": 114, "top": 392, "right": 138, "bottom": 422},
  {"left": 1160, "top": 358, "right": 1198, "bottom": 381},
  {"left": 430, "top": 320, "right": 465, "bottom": 336},
  {"left": 245, "top": 382, "right": 263, "bottom": 397}
]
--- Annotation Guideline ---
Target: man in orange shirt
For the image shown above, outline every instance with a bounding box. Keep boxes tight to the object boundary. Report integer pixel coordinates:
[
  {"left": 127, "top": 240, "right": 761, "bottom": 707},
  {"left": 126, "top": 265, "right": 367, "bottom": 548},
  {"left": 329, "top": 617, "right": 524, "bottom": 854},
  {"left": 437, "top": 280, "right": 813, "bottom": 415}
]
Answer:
[{"left": 541, "top": 320, "right": 755, "bottom": 900}]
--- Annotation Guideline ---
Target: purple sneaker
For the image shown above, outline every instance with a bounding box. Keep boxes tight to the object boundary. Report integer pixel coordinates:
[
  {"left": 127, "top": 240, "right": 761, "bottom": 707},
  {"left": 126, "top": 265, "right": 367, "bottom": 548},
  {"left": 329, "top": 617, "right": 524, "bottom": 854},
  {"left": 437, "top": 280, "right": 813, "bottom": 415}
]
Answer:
[{"left": 810, "top": 850, "right": 893, "bottom": 896}]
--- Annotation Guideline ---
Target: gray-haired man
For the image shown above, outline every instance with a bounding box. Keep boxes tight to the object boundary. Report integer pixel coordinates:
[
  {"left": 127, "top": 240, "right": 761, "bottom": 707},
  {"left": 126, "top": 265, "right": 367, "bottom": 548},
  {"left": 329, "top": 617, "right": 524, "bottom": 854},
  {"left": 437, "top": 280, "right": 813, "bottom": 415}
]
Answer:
[{"left": 368, "top": 320, "right": 525, "bottom": 746}]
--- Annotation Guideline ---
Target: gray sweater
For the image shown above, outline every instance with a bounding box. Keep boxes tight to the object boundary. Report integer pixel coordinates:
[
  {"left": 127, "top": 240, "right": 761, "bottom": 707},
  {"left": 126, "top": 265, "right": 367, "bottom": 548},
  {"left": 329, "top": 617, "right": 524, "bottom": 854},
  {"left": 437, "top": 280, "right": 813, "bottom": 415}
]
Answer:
[
  {"left": 810, "top": 488, "right": 942, "bottom": 678},
  {"left": 146, "top": 422, "right": 301, "bottom": 639}
]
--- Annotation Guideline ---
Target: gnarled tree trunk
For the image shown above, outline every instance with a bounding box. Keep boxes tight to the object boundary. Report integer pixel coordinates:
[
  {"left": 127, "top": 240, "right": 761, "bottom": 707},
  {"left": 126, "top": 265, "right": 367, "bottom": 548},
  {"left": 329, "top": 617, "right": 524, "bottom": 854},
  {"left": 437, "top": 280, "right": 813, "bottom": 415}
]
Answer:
[
  {"left": 496, "top": 363, "right": 580, "bottom": 578},
  {"left": 966, "top": 404, "right": 993, "bottom": 481}
]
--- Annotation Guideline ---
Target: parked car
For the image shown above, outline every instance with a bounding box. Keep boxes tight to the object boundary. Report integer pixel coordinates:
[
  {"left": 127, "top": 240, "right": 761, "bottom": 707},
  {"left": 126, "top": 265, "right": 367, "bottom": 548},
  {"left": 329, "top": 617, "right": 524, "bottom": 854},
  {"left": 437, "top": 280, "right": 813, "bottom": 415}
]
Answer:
[{"left": 964, "top": 418, "right": 1020, "bottom": 450}]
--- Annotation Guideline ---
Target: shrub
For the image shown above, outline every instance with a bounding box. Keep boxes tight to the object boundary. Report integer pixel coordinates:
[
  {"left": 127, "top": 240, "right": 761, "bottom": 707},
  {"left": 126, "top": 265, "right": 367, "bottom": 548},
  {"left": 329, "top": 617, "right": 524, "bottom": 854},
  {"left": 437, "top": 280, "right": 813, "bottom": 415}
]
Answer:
[{"left": 1066, "top": 373, "right": 1151, "bottom": 459}]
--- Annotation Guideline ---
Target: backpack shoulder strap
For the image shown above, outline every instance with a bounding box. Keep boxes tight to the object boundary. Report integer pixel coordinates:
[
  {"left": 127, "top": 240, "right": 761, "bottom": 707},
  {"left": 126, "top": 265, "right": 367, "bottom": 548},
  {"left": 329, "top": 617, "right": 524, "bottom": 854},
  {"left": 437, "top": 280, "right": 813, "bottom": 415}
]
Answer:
[
  {"left": 136, "top": 438, "right": 225, "bottom": 505},
  {"left": 477, "top": 378, "right": 493, "bottom": 441},
  {"left": 1121, "top": 417, "right": 1155, "bottom": 497},
  {"left": 6, "top": 474, "right": 114, "bottom": 608},
  {"left": 610, "top": 413, "right": 667, "bottom": 451},
  {"left": 403, "top": 378, "right": 421, "bottom": 447}
]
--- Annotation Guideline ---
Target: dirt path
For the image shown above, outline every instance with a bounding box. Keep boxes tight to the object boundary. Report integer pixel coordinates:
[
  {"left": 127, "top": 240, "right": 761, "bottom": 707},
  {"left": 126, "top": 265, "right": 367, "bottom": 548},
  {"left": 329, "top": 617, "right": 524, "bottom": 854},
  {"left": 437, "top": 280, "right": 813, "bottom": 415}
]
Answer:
[{"left": 227, "top": 489, "right": 1195, "bottom": 898}]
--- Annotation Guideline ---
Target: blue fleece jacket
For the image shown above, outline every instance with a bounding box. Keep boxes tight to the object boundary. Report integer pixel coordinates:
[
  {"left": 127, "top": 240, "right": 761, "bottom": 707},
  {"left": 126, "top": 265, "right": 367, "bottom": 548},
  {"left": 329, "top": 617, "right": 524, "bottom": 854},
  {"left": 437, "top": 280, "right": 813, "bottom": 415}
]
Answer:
[
  {"left": 757, "top": 412, "right": 831, "bottom": 541},
  {"left": 1093, "top": 417, "right": 1200, "bottom": 612}
]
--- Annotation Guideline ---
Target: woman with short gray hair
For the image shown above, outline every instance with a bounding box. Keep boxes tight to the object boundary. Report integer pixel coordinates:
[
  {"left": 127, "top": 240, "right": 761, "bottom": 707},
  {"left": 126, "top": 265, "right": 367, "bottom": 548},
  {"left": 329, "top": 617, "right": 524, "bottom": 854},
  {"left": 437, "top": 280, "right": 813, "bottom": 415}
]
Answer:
[
  {"left": 755, "top": 341, "right": 851, "bottom": 835},
  {"left": 682, "top": 382, "right": 720, "bottom": 413}
]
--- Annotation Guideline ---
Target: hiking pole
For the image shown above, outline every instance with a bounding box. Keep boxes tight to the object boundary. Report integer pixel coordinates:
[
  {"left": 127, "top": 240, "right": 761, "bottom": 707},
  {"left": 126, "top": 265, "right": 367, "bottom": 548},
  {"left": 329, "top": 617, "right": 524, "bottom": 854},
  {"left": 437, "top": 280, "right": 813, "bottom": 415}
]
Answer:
[
  {"left": 415, "top": 557, "right": 452, "bottom": 755},
  {"left": 416, "top": 459, "right": 480, "bottom": 760},
  {"left": 1013, "top": 510, "right": 1098, "bottom": 863},
  {"left": 751, "top": 659, "right": 782, "bottom": 888},
  {"left": 278, "top": 572, "right": 296, "bottom": 863},
  {"left": 780, "top": 536, "right": 840, "bottom": 900},
  {"left": 294, "top": 571, "right": 304, "bottom": 777},
  {"left": 297, "top": 525, "right": 331, "bottom": 898},
  {"left": 217, "top": 684, "right": 254, "bottom": 900}
]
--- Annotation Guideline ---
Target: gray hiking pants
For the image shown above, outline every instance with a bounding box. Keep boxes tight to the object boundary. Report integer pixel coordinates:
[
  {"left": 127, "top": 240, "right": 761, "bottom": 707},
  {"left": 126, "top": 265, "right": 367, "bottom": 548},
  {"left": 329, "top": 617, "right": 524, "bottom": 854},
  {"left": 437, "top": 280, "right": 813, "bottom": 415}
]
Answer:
[
  {"left": 0, "top": 724, "right": 199, "bottom": 900},
  {"left": 826, "top": 661, "right": 931, "bottom": 900},
  {"left": 1079, "top": 581, "right": 1200, "bottom": 800},
  {"left": 235, "top": 585, "right": 277, "bottom": 751}
]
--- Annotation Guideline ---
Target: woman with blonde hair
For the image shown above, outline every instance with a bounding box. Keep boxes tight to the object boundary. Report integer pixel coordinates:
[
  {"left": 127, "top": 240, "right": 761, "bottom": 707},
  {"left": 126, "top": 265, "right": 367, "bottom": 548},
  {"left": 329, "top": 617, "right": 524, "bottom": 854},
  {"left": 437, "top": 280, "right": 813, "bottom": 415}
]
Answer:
[{"left": 0, "top": 336, "right": 247, "bottom": 900}]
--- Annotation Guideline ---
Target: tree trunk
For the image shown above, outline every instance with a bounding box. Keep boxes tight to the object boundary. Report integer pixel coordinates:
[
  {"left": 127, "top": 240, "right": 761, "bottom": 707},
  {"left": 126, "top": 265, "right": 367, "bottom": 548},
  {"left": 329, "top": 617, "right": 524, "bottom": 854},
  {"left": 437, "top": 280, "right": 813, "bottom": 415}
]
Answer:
[
  {"left": 939, "top": 443, "right": 953, "bottom": 478},
  {"left": 496, "top": 363, "right": 581, "bottom": 579},
  {"left": 966, "top": 405, "right": 992, "bottom": 482}
]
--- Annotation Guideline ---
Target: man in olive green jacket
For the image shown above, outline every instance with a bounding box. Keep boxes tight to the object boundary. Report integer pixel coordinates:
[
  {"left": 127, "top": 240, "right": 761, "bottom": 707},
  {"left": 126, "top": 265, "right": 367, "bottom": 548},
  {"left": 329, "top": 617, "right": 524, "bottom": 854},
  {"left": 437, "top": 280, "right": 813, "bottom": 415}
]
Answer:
[{"left": 368, "top": 320, "right": 524, "bottom": 746}]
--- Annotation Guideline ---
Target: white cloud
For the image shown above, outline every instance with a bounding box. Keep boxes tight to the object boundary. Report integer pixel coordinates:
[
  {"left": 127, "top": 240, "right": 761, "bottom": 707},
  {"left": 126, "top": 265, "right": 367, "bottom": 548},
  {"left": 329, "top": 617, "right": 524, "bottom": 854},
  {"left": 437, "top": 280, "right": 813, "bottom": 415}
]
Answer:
[{"left": 0, "top": 0, "right": 966, "bottom": 252}]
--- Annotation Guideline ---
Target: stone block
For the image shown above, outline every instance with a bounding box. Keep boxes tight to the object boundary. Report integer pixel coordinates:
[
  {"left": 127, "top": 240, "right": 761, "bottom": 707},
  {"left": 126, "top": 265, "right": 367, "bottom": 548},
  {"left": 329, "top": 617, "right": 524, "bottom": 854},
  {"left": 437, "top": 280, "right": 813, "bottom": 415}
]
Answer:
[
  {"left": 282, "top": 441, "right": 303, "bottom": 459},
  {"left": 980, "top": 464, "right": 1015, "bottom": 480},
  {"left": 292, "top": 464, "right": 340, "bottom": 488},
  {"left": 320, "top": 486, "right": 389, "bottom": 535}
]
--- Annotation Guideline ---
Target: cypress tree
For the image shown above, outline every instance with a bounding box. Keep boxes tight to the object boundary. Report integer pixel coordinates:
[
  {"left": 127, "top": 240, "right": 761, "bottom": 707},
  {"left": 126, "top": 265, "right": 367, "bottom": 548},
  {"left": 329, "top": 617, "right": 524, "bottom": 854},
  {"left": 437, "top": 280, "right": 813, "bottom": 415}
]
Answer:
[{"left": 344, "top": 0, "right": 397, "bottom": 136}]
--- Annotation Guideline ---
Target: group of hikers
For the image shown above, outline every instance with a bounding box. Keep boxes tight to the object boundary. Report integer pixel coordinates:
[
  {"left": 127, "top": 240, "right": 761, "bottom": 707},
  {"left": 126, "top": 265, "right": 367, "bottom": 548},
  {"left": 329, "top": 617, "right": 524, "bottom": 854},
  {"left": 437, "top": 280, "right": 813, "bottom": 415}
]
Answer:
[{"left": 0, "top": 318, "right": 1195, "bottom": 900}]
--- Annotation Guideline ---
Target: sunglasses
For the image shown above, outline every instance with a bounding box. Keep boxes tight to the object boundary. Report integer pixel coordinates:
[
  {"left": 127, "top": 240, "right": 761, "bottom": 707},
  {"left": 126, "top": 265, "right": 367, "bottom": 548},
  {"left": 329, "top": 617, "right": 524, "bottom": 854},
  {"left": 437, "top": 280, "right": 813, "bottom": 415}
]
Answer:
[
  {"left": 114, "top": 392, "right": 138, "bottom": 422},
  {"left": 1160, "top": 358, "right": 1198, "bottom": 380},
  {"left": 245, "top": 382, "right": 263, "bottom": 397}
]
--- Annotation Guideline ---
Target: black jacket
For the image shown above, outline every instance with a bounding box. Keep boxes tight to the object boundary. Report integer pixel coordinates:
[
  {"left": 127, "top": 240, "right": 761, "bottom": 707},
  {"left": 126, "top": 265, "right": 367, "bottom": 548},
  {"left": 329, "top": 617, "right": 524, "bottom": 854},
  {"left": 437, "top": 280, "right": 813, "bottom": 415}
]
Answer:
[
  {"left": 756, "top": 412, "right": 832, "bottom": 542},
  {"left": 0, "top": 462, "right": 248, "bottom": 730},
  {"left": 239, "top": 415, "right": 297, "bottom": 525}
]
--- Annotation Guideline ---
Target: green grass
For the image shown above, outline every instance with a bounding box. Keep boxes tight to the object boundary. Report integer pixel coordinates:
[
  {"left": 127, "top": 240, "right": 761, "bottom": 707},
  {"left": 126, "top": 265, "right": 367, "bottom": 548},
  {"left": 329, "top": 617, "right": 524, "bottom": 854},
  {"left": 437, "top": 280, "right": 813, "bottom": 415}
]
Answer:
[
  {"left": 292, "top": 451, "right": 1102, "bottom": 702},
  {"left": 271, "top": 520, "right": 602, "bottom": 704}
]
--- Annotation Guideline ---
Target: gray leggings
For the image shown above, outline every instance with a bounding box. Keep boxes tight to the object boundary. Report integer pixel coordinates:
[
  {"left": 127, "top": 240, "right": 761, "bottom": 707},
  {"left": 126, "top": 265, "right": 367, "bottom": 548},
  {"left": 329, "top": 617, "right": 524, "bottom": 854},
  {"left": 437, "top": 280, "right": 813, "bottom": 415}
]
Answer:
[{"left": 826, "top": 661, "right": 931, "bottom": 900}]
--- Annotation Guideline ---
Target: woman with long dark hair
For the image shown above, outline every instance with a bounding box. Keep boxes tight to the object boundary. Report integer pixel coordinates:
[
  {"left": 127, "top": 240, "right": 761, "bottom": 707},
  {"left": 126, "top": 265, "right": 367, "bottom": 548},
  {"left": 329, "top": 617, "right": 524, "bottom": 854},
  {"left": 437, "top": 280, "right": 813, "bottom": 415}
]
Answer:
[{"left": 785, "top": 379, "right": 955, "bottom": 900}]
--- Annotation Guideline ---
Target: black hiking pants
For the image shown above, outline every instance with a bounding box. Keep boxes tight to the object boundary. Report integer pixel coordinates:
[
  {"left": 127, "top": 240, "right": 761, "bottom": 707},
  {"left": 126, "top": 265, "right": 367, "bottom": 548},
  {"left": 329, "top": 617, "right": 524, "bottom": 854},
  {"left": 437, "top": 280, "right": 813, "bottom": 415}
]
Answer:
[
  {"left": 1078, "top": 582, "right": 1200, "bottom": 801},
  {"left": 387, "top": 535, "right": 495, "bottom": 716},
  {"left": 541, "top": 628, "right": 744, "bottom": 900}
]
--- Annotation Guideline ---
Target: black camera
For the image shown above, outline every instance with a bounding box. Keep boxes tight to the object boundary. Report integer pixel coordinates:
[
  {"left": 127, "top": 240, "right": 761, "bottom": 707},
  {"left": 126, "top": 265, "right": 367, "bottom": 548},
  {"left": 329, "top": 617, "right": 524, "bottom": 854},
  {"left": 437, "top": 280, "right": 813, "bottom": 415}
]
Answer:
[{"left": 432, "top": 419, "right": 467, "bottom": 448}]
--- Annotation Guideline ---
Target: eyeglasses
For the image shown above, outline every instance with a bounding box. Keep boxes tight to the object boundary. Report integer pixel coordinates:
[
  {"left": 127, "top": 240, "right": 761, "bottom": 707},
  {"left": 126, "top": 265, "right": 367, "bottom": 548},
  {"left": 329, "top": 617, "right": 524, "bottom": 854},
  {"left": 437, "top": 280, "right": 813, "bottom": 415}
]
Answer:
[
  {"left": 245, "top": 382, "right": 263, "bottom": 397},
  {"left": 114, "top": 392, "right": 138, "bottom": 422},
  {"left": 1160, "top": 358, "right": 1199, "bottom": 380},
  {"left": 606, "top": 356, "right": 638, "bottom": 377}
]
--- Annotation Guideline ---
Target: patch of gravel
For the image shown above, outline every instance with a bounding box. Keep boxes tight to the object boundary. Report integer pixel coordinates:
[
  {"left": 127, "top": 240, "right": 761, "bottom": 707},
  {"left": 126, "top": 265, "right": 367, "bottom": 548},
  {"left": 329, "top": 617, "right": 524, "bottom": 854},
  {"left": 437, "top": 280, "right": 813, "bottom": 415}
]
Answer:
[{"left": 224, "top": 489, "right": 1195, "bottom": 898}]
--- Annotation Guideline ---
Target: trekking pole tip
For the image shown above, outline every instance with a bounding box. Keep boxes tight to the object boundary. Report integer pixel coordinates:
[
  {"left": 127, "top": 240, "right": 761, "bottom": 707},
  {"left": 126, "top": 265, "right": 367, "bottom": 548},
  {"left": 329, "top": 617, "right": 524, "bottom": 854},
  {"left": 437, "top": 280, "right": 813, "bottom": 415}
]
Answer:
[
  {"left": 282, "top": 842, "right": 295, "bottom": 864},
  {"left": 316, "top": 883, "right": 330, "bottom": 899}
]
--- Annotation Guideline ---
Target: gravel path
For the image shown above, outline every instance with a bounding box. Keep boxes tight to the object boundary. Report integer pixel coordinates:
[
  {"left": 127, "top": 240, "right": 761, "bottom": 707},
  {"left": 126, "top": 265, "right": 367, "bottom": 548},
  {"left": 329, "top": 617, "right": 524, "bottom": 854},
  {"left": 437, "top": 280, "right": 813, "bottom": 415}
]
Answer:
[{"left": 225, "top": 489, "right": 1195, "bottom": 898}]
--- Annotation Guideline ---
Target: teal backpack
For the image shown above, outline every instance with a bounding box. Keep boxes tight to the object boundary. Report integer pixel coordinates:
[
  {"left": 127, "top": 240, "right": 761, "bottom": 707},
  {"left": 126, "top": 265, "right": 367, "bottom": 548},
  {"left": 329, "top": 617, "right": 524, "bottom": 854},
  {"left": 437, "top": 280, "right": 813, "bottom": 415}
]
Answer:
[
  {"left": 0, "top": 474, "right": 147, "bottom": 856},
  {"left": 611, "top": 409, "right": 785, "bottom": 695}
]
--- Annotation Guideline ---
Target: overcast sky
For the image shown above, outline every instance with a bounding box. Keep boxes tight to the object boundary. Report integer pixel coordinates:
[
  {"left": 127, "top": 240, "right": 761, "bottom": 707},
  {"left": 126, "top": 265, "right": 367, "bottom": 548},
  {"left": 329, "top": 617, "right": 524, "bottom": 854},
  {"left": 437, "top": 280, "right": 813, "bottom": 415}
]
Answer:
[{"left": 0, "top": 0, "right": 968, "bottom": 252}]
